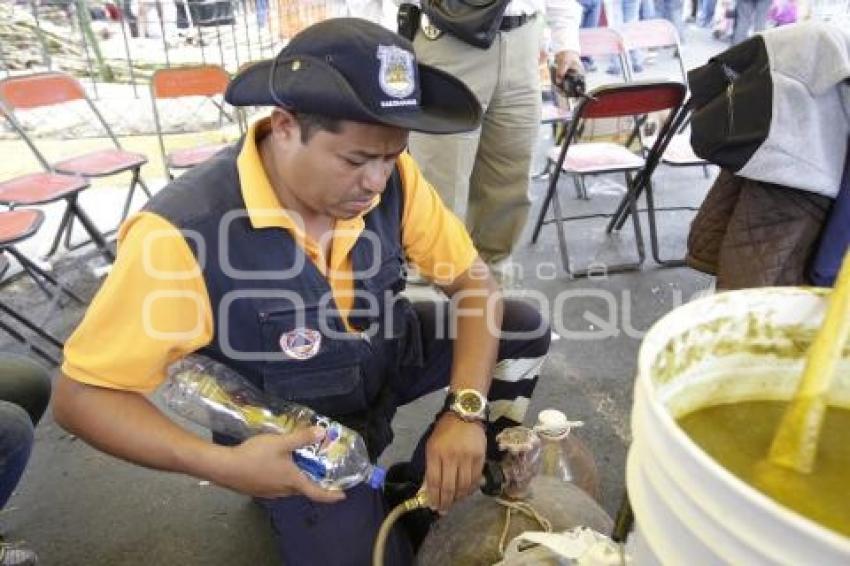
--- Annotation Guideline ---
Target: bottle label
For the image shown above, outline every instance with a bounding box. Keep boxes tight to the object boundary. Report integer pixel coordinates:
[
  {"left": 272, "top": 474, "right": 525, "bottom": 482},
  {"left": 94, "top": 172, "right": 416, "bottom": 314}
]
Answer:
[
  {"left": 291, "top": 415, "right": 343, "bottom": 482},
  {"left": 293, "top": 449, "right": 328, "bottom": 480}
]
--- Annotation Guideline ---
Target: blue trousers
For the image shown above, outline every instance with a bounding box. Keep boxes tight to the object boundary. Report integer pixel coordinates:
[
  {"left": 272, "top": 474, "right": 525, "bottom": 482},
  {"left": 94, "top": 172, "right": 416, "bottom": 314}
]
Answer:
[
  {"left": 259, "top": 299, "right": 550, "bottom": 565},
  {"left": 577, "top": 0, "right": 602, "bottom": 28},
  {"left": 0, "top": 355, "right": 51, "bottom": 509}
]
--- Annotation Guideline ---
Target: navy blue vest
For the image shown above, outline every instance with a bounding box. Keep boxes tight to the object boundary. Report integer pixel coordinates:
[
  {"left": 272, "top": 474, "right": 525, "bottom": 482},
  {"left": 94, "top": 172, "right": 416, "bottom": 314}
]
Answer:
[{"left": 146, "top": 140, "right": 418, "bottom": 457}]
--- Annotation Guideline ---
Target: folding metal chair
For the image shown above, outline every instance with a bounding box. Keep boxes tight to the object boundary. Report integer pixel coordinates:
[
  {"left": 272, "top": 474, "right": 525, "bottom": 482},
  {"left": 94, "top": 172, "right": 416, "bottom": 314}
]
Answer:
[
  {"left": 0, "top": 171, "right": 115, "bottom": 263},
  {"left": 150, "top": 64, "right": 236, "bottom": 180},
  {"left": 606, "top": 98, "right": 699, "bottom": 267},
  {"left": 619, "top": 19, "right": 710, "bottom": 177},
  {"left": 0, "top": 209, "right": 82, "bottom": 367},
  {"left": 0, "top": 72, "right": 152, "bottom": 255},
  {"left": 0, "top": 253, "right": 62, "bottom": 365},
  {"left": 0, "top": 208, "right": 86, "bottom": 305},
  {"left": 530, "top": 81, "right": 688, "bottom": 277}
]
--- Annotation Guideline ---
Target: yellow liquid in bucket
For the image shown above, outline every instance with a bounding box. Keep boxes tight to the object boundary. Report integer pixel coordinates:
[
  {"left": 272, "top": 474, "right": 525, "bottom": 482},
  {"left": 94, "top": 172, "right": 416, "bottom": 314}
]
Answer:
[{"left": 678, "top": 401, "right": 850, "bottom": 538}]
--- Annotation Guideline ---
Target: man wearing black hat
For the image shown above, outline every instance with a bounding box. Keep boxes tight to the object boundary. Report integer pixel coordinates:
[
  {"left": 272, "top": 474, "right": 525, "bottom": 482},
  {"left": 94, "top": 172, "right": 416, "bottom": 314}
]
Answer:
[{"left": 53, "top": 18, "right": 550, "bottom": 564}]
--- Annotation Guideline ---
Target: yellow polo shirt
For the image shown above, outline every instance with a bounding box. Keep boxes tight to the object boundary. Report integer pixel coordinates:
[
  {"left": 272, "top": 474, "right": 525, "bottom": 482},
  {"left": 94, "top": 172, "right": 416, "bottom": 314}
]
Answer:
[{"left": 62, "top": 119, "right": 477, "bottom": 392}]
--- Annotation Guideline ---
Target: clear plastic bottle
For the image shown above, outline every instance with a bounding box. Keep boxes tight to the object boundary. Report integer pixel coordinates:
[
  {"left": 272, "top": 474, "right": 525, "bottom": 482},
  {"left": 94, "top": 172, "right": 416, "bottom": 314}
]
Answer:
[
  {"left": 534, "top": 409, "right": 600, "bottom": 501},
  {"left": 162, "top": 355, "right": 385, "bottom": 491}
]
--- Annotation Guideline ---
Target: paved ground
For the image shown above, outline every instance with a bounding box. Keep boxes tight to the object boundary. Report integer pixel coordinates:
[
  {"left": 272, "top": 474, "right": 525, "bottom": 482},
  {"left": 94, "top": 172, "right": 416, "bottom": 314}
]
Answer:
[{"left": 0, "top": 23, "right": 726, "bottom": 566}]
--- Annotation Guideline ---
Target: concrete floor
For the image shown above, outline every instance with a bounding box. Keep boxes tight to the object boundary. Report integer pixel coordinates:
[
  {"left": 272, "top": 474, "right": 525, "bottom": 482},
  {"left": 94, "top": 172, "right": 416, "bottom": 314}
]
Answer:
[{"left": 0, "top": 25, "right": 726, "bottom": 566}]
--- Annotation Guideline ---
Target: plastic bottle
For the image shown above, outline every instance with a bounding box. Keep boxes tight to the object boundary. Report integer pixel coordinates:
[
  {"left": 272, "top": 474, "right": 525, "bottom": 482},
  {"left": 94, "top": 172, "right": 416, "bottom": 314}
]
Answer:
[
  {"left": 534, "top": 409, "right": 600, "bottom": 501},
  {"left": 162, "top": 355, "right": 385, "bottom": 491}
]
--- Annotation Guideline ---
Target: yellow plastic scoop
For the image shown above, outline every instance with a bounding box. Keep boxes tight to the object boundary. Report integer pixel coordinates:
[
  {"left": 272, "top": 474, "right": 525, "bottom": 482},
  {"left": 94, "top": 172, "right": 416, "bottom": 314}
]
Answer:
[{"left": 767, "top": 251, "right": 850, "bottom": 474}]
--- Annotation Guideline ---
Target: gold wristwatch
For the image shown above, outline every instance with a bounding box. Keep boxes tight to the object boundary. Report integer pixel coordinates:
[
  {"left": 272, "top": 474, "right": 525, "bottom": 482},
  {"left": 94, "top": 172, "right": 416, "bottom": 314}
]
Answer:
[{"left": 442, "top": 388, "right": 489, "bottom": 423}]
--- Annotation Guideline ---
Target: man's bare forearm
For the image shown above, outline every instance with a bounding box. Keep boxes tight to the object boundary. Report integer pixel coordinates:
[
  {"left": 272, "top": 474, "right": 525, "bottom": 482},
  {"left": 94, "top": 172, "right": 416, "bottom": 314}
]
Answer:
[
  {"left": 53, "top": 373, "right": 230, "bottom": 483},
  {"left": 442, "top": 257, "right": 503, "bottom": 394}
]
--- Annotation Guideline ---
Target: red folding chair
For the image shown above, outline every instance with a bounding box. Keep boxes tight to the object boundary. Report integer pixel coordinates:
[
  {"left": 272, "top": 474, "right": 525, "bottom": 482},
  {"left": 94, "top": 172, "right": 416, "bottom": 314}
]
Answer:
[
  {"left": 0, "top": 72, "right": 151, "bottom": 256},
  {"left": 0, "top": 208, "right": 86, "bottom": 366},
  {"left": 0, "top": 253, "right": 62, "bottom": 365},
  {"left": 0, "top": 171, "right": 115, "bottom": 263},
  {"left": 531, "top": 81, "right": 688, "bottom": 277},
  {"left": 0, "top": 208, "right": 86, "bottom": 304},
  {"left": 150, "top": 64, "right": 236, "bottom": 180},
  {"left": 605, "top": 97, "right": 700, "bottom": 267}
]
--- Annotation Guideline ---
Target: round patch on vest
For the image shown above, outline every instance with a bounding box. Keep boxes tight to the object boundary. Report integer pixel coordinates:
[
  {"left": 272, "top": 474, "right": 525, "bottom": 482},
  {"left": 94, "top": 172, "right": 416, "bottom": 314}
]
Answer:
[{"left": 279, "top": 328, "right": 322, "bottom": 360}]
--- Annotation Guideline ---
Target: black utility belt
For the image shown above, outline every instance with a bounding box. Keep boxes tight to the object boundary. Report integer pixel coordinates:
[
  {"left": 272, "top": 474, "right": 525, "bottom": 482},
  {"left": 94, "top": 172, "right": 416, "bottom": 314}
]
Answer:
[
  {"left": 499, "top": 13, "right": 536, "bottom": 32},
  {"left": 417, "top": 11, "right": 537, "bottom": 42}
]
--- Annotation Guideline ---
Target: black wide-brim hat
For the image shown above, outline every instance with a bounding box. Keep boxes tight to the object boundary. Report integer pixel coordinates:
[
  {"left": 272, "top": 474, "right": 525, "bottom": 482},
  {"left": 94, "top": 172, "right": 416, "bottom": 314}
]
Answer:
[{"left": 226, "top": 18, "right": 482, "bottom": 134}]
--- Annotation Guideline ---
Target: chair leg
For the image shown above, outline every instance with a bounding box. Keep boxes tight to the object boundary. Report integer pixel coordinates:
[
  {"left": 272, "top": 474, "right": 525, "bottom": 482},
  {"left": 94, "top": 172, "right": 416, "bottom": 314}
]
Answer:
[
  {"left": 0, "top": 300, "right": 64, "bottom": 350},
  {"left": 42, "top": 200, "right": 76, "bottom": 260},
  {"left": 532, "top": 159, "right": 562, "bottom": 244},
  {"left": 0, "top": 317, "right": 59, "bottom": 366},
  {"left": 549, "top": 186, "right": 574, "bottom": 276},
  {"left": 606, "top": 172, "right": 640, "bottom": 234},
  {"left": 120, "top": 168, "right": 142, "bottom": 223},
  {"left": 645, "top": 180, "right": 685, "bottom": 267},
  {"left": 6, "top": 247, "right": 86, "bottom": 305},
  {"left": 625, "top": 171, "right": 647, "bottom": 266},
  {"left": 138, "top": 176, "right": 153, "bottom": 198},
  {"left": 69, "top": 199, "right": 116, "bottom": 263},
  {"left": 573, "top": 175, "right": 583, "bottom": 199},
  {"left": 18, "top": 259, "right": 55, "bottom": 301}
]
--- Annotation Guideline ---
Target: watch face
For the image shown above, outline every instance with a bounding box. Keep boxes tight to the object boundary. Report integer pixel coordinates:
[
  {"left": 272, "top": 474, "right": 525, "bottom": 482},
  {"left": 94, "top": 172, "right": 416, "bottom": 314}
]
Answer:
[{"left": 458, "top": 391, "right": 483, "bottom": 414}]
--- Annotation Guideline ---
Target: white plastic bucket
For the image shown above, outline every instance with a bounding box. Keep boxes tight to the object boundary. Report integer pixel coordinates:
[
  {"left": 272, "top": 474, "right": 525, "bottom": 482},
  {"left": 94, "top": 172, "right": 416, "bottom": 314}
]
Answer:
[{"left": 627, "top": 288, "right": 850, "bottom": 565}]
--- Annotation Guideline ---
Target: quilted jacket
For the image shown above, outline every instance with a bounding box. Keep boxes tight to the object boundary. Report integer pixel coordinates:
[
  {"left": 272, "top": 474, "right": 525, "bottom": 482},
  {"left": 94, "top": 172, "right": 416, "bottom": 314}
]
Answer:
[{"left": 686, "top": 169, "right": 832, "bottom": 290}]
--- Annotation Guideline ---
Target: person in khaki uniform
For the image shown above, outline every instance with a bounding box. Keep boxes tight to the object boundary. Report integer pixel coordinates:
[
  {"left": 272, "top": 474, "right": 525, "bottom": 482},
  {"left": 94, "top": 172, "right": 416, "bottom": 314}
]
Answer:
[{"left": 403, "top": 0, "right": 583, "bottom": 279}]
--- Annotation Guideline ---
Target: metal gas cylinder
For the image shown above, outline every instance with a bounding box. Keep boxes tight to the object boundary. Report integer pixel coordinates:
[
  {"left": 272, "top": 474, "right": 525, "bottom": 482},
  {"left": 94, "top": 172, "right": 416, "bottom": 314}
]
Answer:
[{"left": 416, "top": 476, "right": 613, "bottom": 566}]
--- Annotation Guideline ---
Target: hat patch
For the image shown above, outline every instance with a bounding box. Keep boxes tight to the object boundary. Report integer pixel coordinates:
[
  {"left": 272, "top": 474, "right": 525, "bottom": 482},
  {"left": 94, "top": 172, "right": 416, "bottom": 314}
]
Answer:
[{"left": 376, "top": 45, "right": 417, "bottom": 107}]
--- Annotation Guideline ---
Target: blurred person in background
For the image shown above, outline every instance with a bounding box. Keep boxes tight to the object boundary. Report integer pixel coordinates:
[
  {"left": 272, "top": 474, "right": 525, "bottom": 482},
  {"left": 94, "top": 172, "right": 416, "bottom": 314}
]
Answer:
[
  {"left": 0, "top": 355, "right": 51, "bottom": 566},
  {"left": 732, "top": 0, "right": 771, "bottom": 43},
  {"left": 401, "top": 0, "right": 583, "bottom": 283}
]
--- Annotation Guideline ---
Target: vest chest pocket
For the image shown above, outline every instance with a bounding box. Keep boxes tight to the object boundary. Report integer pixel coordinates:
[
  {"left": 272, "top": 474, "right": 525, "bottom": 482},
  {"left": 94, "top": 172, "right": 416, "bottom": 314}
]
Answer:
[
  {"left": 259, "top": 307, "right": 371, "bottom": 417},
  {"left": 262, "top": 364, "right": 368, "bottom": 418},
  {"left": 362, "top": 252, "right": 405, "bottom": 295}
]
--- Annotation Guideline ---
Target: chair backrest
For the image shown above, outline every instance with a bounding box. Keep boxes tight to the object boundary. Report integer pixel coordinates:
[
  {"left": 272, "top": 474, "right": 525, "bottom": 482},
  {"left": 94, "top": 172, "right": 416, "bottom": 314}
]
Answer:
[
  {"left": 577, "top": 81, "right": 687, "bottom": 120},
  {"left": 579, "top": 27, "right": 628, "bottom": 57},
  {"left": 579, "top": 27, "right": 631, "bottom": 81},
  {"left": 149, "top": 64, "right": 238, "bottom": 178},
  {"left": 0, "top": 72, "right": 87, "bottom": 111},
  {"left": 0, "top": 71, "right": 123, "bottom": 161},
  {"left": 151, "top": 65, "right": 231, "bottom": 100},
  {"left": 619, "top": 19, "right": 687, "bottom": 83},
  {"left": 619, "top": 19, "right": 680, "bottom": 50}
]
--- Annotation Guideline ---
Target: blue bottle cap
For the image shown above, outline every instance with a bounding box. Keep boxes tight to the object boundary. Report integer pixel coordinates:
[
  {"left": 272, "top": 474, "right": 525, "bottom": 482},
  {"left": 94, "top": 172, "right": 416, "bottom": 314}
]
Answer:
[{"left": 368, "top": 466, "right": 386, "bottom": 489}]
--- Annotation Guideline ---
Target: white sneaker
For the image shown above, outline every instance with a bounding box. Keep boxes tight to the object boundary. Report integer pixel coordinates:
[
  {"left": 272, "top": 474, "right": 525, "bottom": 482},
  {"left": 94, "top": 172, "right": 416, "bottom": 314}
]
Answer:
[{"left": 0, "top": 543, "right": 38, "bottom": 566}]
